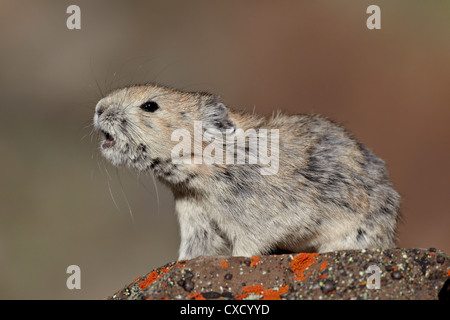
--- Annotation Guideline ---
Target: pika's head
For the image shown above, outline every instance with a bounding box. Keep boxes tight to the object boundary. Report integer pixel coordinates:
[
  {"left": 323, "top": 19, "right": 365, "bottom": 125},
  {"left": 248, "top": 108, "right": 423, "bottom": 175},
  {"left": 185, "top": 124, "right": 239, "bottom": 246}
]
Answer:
[{"left": 93, "top": 84, "right": 235, "bottom": 174}]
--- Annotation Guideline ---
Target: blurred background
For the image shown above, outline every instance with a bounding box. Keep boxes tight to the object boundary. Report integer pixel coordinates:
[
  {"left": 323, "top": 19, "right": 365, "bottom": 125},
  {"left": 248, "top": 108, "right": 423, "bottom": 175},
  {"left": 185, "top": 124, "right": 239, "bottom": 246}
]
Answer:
[{"left": 0, "top": 0, "right": 449, "bottom": 299}]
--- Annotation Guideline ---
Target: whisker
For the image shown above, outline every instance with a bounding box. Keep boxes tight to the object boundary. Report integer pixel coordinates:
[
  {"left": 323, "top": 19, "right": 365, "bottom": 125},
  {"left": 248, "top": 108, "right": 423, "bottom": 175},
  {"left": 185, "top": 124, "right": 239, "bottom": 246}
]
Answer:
[
  {"left": 106, "top": 55, "right": 158, "bottom": 93},
  {"left": 150, "top": 60, "right": 181, "bottom": 84},
  {"left": 136, "top": 172, "right": 160, "bottom": 216},
  {"left": 149, "top": 172, "right": 161, "bottom": 216},
  {"left": 90, "top": 54, "right": 104, "bottom": 98},
  {"left": 103, "top": 163, "right": 122, "bottom": 215},
  {"left": 115, "top": 167, "right": 136, "bottom": 227}
]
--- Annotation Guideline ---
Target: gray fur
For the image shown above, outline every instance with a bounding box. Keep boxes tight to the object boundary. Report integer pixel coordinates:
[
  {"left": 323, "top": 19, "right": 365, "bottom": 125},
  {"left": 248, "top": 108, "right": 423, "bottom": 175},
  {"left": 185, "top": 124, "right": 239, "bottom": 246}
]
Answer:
[{"left": 93, "top": 84, "right": 401, "bottom": 259}]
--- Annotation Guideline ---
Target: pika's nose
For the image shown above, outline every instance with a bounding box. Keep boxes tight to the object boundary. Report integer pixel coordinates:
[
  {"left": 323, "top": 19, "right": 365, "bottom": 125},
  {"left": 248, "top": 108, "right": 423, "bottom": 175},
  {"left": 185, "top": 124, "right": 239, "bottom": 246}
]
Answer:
[{"left": 95, "top": 101, "right": 107, "bottom": 117}]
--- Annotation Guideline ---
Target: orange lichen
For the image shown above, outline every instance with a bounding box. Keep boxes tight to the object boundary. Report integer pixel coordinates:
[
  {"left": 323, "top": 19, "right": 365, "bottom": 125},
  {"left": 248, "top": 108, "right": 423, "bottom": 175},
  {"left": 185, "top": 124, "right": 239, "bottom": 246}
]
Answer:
[
  {"left": 289, "top": 253, "right": 319, "bottom": 281},
  {"left": 446, "top": 269, "right": 450, "bottom": 277},
  {"left": 320, "top": 261, "right": 328, "bottom": 271},
  {"left": 262, "top": 285, "right": 289, "bottom": 300},
  {"left": 235, "top": 284, "right": 289, "bottom": 300},
  {"left": 220, "top": 260, "right": 229, "bottom": 268},
  {"left": 234, "top": 284, "right": 264, "bottom": 300},
  {"left": 250, "top": 256, "right": 262, "bottom": 267},
  {"left": 138, "top": 270, "right": 160, "bottom": 290},
  {"left": 188, "top": 292, "right": 206, "bottom": 300},
  {"left": 317, "top": 273, "right": 327, "bottom": 280},
  {"left": 137, "top": 263, "right": 180, "bottom": 290}
]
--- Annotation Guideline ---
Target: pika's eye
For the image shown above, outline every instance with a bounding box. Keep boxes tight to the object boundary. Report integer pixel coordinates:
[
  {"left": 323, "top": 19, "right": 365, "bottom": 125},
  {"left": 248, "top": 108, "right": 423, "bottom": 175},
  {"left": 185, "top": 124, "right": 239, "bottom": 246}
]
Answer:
[{"left": 140, "top": 101, "right": 159, "bottom": 113}]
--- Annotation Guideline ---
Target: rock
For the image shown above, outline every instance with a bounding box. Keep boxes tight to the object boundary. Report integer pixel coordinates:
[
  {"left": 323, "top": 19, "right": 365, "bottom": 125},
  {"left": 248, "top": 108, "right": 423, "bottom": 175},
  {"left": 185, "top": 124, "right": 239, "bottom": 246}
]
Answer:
[{"left": 107, "top": 248, "right": 450, "bottom": 300}]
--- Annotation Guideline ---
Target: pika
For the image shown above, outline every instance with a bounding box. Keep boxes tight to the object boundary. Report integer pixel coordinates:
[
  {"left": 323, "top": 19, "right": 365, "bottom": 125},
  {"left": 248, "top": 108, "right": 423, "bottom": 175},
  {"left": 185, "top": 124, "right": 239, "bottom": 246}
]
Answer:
[{"left": 93, "top": 84, "right": 400, "bottom": 260}]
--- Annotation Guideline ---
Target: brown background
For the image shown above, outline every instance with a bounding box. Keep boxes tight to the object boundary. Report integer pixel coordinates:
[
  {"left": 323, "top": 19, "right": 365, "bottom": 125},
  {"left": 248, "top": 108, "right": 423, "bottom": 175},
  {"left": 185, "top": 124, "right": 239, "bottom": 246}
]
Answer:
[{"left": 0, "top": 0, "right": 449, "bottom": 299}]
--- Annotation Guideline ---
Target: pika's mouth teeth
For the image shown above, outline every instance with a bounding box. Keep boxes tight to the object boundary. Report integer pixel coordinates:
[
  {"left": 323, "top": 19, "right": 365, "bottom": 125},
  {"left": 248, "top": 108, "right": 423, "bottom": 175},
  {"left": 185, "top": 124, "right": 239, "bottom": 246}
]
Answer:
[{"left": 101, "top": 130, "right": 116, "bottom": 149}]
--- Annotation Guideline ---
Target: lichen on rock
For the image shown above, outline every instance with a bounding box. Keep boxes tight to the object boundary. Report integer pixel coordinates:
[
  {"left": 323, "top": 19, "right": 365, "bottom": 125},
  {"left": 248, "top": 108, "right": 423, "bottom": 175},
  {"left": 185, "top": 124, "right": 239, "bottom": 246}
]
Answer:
[{"left": 107, "top": 248, "right": 450, "bottom": 300}]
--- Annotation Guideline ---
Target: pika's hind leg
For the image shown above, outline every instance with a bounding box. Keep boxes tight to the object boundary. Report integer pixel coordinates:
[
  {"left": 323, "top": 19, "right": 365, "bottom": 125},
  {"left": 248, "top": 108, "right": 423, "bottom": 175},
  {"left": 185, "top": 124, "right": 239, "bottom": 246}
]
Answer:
[
  {"left": 231, "top": 234, "right": 272, "bottom": 257},
  {"left": 315, "top": 225, "right": 396, "bottom": 253},
  {"left": 176, "top": 200, "right": 228, "bottom": 260}
]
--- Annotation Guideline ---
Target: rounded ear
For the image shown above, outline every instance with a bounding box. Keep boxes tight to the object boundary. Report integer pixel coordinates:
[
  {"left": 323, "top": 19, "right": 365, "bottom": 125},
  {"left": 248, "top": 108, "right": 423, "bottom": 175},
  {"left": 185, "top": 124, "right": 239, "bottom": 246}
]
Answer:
[{"left": 199, "top": 93, "right": 235, "bottom": 133}]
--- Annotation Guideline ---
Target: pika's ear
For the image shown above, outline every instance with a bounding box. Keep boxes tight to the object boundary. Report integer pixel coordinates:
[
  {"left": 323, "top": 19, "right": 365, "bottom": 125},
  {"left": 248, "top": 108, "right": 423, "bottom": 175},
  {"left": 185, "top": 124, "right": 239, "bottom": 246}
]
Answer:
[{"left": 199, "top": 93, "right": 235, "bottom": 133}]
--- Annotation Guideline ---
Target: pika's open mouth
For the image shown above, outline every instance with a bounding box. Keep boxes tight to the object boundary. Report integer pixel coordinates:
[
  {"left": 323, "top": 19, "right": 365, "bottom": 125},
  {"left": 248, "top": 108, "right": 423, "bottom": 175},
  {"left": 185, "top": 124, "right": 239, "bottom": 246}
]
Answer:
[{"left": 101, "top": 130, "right": 115, "bottom": 149}]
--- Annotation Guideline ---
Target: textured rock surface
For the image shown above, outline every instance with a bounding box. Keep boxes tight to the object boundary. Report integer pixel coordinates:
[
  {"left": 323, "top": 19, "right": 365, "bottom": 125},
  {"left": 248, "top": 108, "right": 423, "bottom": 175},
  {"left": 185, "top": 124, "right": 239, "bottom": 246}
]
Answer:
[{"left": 108, "top": 248, "right": 450, "bottom": 300}]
